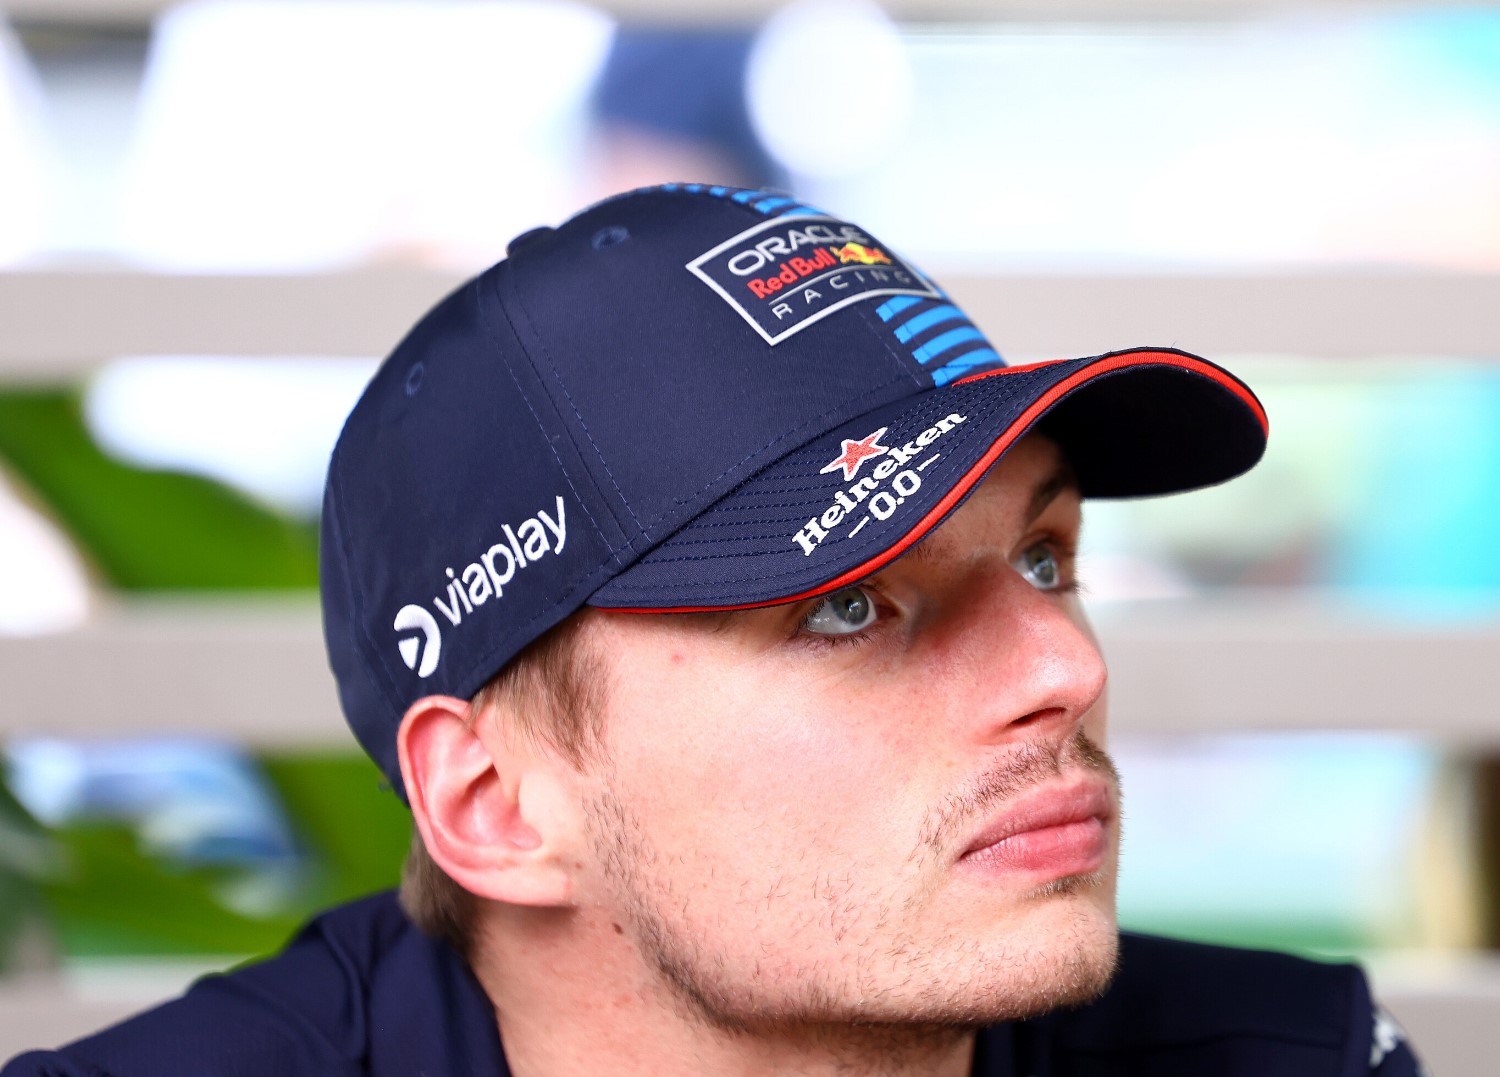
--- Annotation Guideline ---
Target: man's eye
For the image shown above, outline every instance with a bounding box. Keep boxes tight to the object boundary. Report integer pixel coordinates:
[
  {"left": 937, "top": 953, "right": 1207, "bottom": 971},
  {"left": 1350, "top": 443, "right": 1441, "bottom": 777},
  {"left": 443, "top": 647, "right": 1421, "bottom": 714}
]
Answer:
[
  {"left": 802, "top": 586, "right": 879, "bottom": 636},
  {"left": 1015, "top": 542, "right": 1063, "bottom": 591}
]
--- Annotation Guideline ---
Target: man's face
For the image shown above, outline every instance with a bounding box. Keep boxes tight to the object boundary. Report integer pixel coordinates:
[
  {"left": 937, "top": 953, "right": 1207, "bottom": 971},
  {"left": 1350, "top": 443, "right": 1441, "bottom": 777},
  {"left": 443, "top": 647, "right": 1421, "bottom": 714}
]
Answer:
[{"left": 576, "top": 433, "right": 1119, "bottom": 1032}]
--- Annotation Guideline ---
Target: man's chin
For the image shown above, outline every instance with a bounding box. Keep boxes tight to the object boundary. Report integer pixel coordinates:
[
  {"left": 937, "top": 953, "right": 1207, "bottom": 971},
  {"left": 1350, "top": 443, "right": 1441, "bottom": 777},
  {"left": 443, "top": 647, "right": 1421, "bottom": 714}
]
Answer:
[
  {"left": 852, "top": 910, "right": 1120, "bottom": 1032},
  {"left": 1017, "top": 919, "right": 1120, "bottom": 1018},
  {"left": 964, "top": 879, "right": 1120, "bottom": 1023}
]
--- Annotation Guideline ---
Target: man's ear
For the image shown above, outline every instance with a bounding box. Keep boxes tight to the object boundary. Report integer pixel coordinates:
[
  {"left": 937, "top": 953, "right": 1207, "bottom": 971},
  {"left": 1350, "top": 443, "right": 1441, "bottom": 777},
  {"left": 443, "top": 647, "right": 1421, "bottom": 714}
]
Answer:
[{"left": 398, "top": 694, "right": 580, "bottom": 908}]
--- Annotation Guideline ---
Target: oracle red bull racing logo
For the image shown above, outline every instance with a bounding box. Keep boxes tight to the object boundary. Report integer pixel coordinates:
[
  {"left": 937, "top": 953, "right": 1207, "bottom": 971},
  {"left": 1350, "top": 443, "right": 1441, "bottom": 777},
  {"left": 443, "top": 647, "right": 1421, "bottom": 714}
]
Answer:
[{"left": 688, "top": 215, "right": 938, "bottom": 345}]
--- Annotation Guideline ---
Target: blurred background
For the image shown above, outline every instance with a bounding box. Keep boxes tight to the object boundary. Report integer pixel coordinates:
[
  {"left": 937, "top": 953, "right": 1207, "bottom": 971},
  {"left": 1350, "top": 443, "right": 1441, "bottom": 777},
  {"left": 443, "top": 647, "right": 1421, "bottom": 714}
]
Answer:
[{"left": 0, "top": 0, "right": 1497, "bottom": 1068}]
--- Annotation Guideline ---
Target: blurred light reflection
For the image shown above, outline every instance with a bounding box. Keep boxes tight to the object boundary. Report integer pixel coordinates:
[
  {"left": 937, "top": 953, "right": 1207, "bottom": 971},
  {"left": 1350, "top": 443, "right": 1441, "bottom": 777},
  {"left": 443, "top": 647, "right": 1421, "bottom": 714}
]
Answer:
[
  {"left": 0, "top": 20, "right": 57, "bottom": 265},
  {"left": 747, "top": 0, "right": 913, "bottom": 179},
  {"left": 116, "top": 0, "right": 614, "bottom": 270},
  {"left": 84, "top": 356, "right": 378, "bottom": 516}
]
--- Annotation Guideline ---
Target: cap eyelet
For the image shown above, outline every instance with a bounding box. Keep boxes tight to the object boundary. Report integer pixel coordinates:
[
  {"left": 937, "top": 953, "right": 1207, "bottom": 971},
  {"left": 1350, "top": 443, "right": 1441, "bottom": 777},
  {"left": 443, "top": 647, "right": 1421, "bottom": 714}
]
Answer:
[
  {"left": 404, "top": 362, "right": 425, "bottom": 397},
  {"left": 591, "top": 225, "right": 629, "bottom": 251}
]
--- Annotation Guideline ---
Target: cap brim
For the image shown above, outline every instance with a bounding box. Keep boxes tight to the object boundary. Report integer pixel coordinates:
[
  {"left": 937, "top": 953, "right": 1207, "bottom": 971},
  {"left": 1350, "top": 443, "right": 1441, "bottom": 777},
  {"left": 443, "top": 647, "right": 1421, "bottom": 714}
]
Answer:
[{"left": 589, "top": 347, "right": 1266, "bottom": 612}]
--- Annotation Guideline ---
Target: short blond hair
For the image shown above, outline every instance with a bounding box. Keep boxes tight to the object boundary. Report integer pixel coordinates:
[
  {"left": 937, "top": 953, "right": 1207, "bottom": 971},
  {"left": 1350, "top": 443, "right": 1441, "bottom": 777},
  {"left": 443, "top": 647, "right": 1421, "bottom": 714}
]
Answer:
[{"left": 399, "top": 611, "right": 604, "bottom": 956}]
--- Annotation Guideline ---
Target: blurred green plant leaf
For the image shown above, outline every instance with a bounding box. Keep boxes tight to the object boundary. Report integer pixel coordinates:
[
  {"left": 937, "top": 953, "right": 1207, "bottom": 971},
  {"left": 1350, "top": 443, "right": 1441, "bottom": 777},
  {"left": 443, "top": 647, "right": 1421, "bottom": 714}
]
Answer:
[
  {"left": 0, "top": 771, "right": 56, "bottom": 970},
  {"left": 39, "top": 826, "right": 304, "bottom": 958},
  {"left": 0, "top": 389, "right": 317, "bottom": 590},
  {"left": 1118, "top": 912, "right": 1372, "bottom": 961},
  {"left": 256, "top": 752, "right": 409, "bottom": 906},
  {"left": 22, "top": 753, "right": 407, "bottom": 963}
]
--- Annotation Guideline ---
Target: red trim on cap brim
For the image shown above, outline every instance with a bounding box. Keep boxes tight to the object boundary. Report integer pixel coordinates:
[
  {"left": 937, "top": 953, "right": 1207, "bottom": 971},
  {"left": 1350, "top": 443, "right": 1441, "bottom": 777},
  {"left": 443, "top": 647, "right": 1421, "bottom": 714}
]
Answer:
[{"left": 607, "top": 350, "right": 1266, "bottom": 615}]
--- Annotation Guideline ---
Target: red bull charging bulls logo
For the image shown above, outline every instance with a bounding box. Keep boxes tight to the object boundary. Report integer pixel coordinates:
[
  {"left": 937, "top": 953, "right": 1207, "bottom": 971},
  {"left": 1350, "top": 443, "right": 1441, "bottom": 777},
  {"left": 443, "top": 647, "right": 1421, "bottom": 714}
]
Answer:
[{"left": 833, "top": 242, "right": 892, "bottom": 266}]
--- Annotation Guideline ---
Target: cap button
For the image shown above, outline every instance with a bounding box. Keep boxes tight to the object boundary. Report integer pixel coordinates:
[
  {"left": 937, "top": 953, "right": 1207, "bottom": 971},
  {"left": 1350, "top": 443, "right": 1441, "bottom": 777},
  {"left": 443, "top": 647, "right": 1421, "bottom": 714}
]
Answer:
[{"left": 507, "top": 225, "right": 555, "bottom": 256}]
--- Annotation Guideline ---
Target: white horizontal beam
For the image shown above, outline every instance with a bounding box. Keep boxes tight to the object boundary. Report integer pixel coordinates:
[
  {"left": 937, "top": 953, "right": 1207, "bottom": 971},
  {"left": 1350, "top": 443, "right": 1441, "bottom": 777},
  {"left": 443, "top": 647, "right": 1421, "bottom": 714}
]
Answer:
[
  {"left": 948, "top": 270, "right": 1500, "bottom": 364},
  {"left": 1095, "top": 598, "right": 1500, "bottom": 748},
  {"left": 2, "top": 597, "right": 1498, "bottom": 745},
  {"left": 0, "top": 268, "right": 455, "bottom": 375},
  {"left": 0, "top": 600, "right": 348, "bottom": 747},
  {"left": 2, "top": 269, "right": 1498, "bottom": 378}
]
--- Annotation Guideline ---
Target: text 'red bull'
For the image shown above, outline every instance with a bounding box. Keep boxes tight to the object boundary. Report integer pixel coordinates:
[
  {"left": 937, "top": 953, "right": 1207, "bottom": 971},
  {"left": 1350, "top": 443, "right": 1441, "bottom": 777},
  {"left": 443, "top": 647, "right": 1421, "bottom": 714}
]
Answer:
[{"left": 746, "top": 247, "right": 837, "bottom": 298}]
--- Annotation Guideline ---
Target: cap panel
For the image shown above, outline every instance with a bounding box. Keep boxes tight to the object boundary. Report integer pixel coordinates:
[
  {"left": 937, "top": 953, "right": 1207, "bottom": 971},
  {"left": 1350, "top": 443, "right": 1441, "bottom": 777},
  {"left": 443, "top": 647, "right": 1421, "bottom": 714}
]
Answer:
[
  {"left": 321, "top": 271, "right": 622, "bottom": 792},
  {"left": 501, "top": 190, "right": 943, "bottom": 555},
  {"left": 485, "top": 264, "right": 635, "bottom": 555}
]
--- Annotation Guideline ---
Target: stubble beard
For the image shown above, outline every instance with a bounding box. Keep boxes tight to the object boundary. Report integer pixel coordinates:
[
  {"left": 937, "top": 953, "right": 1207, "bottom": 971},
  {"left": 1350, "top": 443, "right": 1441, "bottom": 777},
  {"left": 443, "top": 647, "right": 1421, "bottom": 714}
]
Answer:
[{"left": 582, "top": 728, "right": 1123, "bottom": 1040}]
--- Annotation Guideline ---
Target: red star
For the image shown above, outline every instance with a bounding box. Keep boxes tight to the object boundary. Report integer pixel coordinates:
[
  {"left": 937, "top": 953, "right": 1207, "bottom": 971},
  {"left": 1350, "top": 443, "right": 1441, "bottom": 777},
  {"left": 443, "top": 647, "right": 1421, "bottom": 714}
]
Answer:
[{"left": 820, "top": 427, "right": 890, "bottom": 482}]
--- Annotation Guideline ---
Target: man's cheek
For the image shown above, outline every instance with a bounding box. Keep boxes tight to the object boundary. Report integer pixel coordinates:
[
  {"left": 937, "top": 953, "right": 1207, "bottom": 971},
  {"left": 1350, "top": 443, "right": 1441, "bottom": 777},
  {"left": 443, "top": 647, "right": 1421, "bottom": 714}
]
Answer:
[{"left": 674, "top": 738, "right": 880, "bottom": 860}]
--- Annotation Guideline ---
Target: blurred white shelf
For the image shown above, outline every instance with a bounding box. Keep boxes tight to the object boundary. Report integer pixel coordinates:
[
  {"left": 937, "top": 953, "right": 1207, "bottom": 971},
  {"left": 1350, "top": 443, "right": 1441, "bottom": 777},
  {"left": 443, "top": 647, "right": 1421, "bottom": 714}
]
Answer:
[
  {"left": 2, "top": 595, "right": 1500, "bottom": 745},
  {"left": 0, "top": 952, "right": 1495, "bottom": 1067},
  {"left": 1094, "top": 596, "right": 1500, "bottom": 747},
  {"left": 2, "top": 268, "right": 1499, "bottom": 377},
  {"left": 0, "top": 599, "right": 347, "bottom": 746},
  {"left": 1370, "top": 953, "right": 1500, "bottom": 1077},
  {"left": 0, "top": 268, "right": 454, "bottom": 375}
]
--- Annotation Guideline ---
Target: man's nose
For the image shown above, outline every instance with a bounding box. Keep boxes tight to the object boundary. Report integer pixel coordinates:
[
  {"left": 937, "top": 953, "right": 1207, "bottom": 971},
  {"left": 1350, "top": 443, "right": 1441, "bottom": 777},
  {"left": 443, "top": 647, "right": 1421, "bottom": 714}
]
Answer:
[{"left": 934, "top": 563, "right": 1108, "bottom": 745}]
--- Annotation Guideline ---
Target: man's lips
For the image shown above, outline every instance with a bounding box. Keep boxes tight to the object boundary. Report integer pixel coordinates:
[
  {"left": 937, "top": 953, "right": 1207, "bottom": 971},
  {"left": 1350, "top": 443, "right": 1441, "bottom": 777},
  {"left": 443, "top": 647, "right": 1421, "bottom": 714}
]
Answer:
[{"left": 958, "top": 778, "right": 1114, "bottom": 877}]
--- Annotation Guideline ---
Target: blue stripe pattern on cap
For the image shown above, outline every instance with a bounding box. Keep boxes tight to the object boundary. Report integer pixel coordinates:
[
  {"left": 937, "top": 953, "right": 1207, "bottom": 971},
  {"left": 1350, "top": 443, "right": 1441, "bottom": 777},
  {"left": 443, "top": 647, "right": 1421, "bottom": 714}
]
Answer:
[
  {"left": 894, "top": 304, "right": 963, "bottom": 343},
  {"left": 877, "top": 293, "right": 1003, "bottom": 385}
]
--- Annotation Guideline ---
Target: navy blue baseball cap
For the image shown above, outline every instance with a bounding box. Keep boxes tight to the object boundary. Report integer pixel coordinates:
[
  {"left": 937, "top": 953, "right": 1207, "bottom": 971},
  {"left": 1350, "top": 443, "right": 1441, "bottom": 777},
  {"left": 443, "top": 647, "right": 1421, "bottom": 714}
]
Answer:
[{"left": 321, "top": 183, "right": 1268, "bottom": 794}]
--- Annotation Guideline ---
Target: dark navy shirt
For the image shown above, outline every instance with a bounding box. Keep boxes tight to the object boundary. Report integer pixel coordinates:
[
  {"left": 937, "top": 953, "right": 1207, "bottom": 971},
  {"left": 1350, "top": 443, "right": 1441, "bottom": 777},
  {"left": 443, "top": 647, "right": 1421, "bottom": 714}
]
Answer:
[{"left": 3, "top": 891, "right": 1424, "bottom": 1076}]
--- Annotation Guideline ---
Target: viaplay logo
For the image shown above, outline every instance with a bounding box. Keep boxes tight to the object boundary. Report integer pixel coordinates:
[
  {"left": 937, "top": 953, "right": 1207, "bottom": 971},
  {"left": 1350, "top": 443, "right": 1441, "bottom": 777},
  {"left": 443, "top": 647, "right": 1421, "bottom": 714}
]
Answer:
[
  {"left": 393, "top": 604, "right": 442, "bottom": 678},
  {"left": 391, "top": 495, "right": 569, "bottom": 679},
  {"left": 687, "top": 215, "right": 939, "bottom": 345}
]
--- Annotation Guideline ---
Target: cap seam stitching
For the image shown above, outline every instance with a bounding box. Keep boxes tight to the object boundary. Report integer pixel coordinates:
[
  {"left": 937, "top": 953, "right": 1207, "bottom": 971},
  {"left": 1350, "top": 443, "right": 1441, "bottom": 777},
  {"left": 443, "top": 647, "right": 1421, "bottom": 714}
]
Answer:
[
  {"left": 499, "top": 184, "right": 839, "bottom": 547},
  {"left": 854, "top": 274, "right": 942, "bottom": 392},
  {"left": 605, "top": 388, "right": 1015, "bottom": 580},
  {"left": 637, "top": 372, "right": 917, "bottom": 535},
  {"left": 518, "top": 188, "right": 919, "bottom": 548},
  {"left": 600, "top": 474, "right": 970, "bottom": 589},
  {"left": 482, "top": 269, "right": 622, "bottom": 560},
  {"left": 621, "top": 407, "right": 1010, "bottom": 547},
  {"left": 509, "top": 285, "right": 916, "bottom": 551},
  {"left": 604, "top": 354, "right": 1264, "bottom": 598},
  {"left": 503, "top": 269, "right": 648, "bottom": 536}
]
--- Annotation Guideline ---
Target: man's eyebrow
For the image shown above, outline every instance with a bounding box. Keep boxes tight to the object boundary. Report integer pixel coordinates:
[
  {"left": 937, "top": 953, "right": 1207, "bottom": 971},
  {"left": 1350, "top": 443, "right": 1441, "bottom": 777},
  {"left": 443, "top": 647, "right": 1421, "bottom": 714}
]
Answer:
[
  {"left": 1023, "top": 458, "right": 1080, "bottom": 527},
  {"left": 893, "top": 536, "right": 943, "bottom": 567}
]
